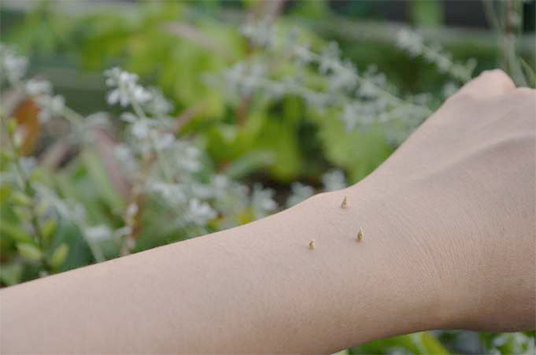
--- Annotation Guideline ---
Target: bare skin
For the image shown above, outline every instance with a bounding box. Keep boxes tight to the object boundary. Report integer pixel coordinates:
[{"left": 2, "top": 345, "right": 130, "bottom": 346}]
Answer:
[{"left": 0, "top": 70, "right": 534, "bottom": 354}]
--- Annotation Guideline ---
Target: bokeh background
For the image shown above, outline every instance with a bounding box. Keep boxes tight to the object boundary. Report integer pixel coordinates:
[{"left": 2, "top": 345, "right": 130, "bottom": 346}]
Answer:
[{"left": 0, "top": 1, "right": 534, "bottom": 354}]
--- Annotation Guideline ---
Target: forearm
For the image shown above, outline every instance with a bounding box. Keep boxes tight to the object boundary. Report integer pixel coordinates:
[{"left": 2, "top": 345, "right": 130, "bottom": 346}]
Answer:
[{"left": 1, "top": 183, "right": 451, "bottom": 354}]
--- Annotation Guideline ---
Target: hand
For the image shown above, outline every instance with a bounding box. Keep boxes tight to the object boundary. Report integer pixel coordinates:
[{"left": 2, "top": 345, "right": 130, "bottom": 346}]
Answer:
[{"left": 360, "top": 70, "right": 535, "bottom": 331}]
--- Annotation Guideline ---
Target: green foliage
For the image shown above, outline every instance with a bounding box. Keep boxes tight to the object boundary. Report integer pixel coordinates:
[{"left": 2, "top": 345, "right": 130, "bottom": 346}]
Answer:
[
  {"left": 350, "top": 332, "right": 449, "bottom": 354},
  {"left": 409, "top": 0, "right": 443, "bottom": 28}
]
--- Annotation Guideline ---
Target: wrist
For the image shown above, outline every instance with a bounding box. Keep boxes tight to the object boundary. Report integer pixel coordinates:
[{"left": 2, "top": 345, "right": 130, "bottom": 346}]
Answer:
[
  {"left": 303, "top": 187, "right": 452, "bottom": 341},
  {"left": 347, "top": 177, "right": 502, "bottom": 331}
]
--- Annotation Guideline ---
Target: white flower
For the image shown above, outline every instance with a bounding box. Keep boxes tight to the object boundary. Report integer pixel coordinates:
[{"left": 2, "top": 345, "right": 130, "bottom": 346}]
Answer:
[
  {"left": 84, "top": 225, "right": 112, "bottom": 242},
  {"left": 491, "top": 333, "right": 533, "bottom": 354},
  {"left": 35, "top": 184, "right": 86, "bottom": 222},
  {"left": 131, "top": 120, "right": 150, "bottom": 139},
  {"left": 211, "top": 175, "right": 229, "bottom": 198},
  {"left": 251, "top": 183, "right": 277, "bottom": 218},
  {"left": 105, "top": 67, "right": 152, "bottom": 107},
  {"left": 341, "top": 104, "right": 358, "bottom": 131},
  {"left": 105, "top": 67, "right": 136, "bottom": 87},
  {"left": 286, "top": 182, "right": 314, "bottom": 208},
  {"left": 107, "top": 89, "right": 131, "bottom": 107},
  {"left": 397, "top": 30, "right": 475, "bottom": 82},
  {"left": 149, "top": 181, "right": 187, "bottom": 205},
  {"left": 113, "top": 144, "right": 138, "bottom": 173},
  {"left": 241, "top": 20, "right": 275, "bottom": 47},
  {"left": 173, "top": 142, "right": 201, "bottom": 173},
  {"left": 126, "top": 203, "right": 138, "bottom": 217},
  {"left": 318, "top": 42, "right": 341, "bottom": 74},
  {"left": 131, "top": 85, "right": 152, "bottom": 103},
  {"left": 144, "top": 88, "right": 173, "bottom": 116},
  {"left": 223, "top": 63, "right": 267, "bottom": 96},
  {"left": 186, "top": 198, "right": 217, "bottom": 226},
  {"left": 0, "top": 44, "right": 28, "bottom": 83},
  {"left": 441, "top": 82, "right": 458, "bottom": 99},
  {"left": 120, "top": 112, "right": 138, "bottom": 123},
  {"left": 396, "top": 29, "right": 424, "bottom": 56},
  {"left": 25, "top": 79, "right": 52, "bottom": 96},
  {"left": 322, "top": 169, "right": 347, "bottom": 191},
  {"left": 154, "top": 133, "right": 175, "bottom": 151},
  {"left": 188, "top": 182, "right": 213, "bottom": 200},
  {"left": 19, "top": 157, "right": 37, "bottom": 176},
  {"left": 36, "top": 95, "right": 65, "bottom": 123},
  {"left": 294, "top": 44, "right": 313, "bottom": 65},
  {"left": 85, "top": 112, "right": 110, "bottom": 128}
]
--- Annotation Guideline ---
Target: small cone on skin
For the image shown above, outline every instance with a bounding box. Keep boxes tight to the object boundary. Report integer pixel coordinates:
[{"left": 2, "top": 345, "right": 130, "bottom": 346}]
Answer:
[
  {"left": 341, "top": 196, "right": 348, "bottom": 209},
  {"left": 357, "top": 227, "right": 364, "bottom": 242},
  {"left": 309, "top": 240, "right": 316, "bottom": 250}
]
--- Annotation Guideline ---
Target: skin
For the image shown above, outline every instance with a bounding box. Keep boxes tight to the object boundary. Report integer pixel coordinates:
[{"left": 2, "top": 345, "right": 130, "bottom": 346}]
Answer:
[{"left": 0, "top": 70, "right": 534, "bottom": 354}]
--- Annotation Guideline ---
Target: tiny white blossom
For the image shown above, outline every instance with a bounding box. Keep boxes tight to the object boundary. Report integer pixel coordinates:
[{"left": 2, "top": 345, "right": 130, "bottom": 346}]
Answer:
[
  {"left": 286, "top": 182, "right": 314, "bottom": 208},
  {"left": 294, "top": 44, "right": 313, "bottom": 65},
  {"left": 19, "top": 157, "right": 37, "bottom": 176},
  {"left": 241, "top": 20, "right": 275, "bottom": 47},
  {"left": 186, "top": 198, "right": 217, "bottom": 226},
  {"left": 189, "top": 182, "right": 214, "bottom": 200},
  {"left": 144, "top": 88, "right": 173, "bottom": 116},
  {"left": 397, "top": 29, "right": 424, "bottom": 56},
  {"left": 131, "top": 120, "right": 150, "bottom": 139},
  {"left": 84, "top": 112, "right": 110, "bottom": 130},
  {"left": 113, "top": 144, "right": 138, "bottom": 173},
  {"left": 84, "top": 225, "right": 112, "bottom": 242},
  {"left": 0, "top": 44, "right": 28, "bottom": 83},
  {"left": 322, "top": 169, "right": 347, "bottom": 191},
  {"left": 36, "top": 95, "right": 65, "bottom": 123},
  {"left": 251, "top": 183, "right": 277, "bottom": 218},
  {"left": 173, "top": 142, "right": 201, "bottom": 173},
  {"left": 442, "top": 82, "right": 459, "bottom": 99},
  {"left": 149, "top": 181, "right": 187, "bottom": 205},
  {"left": 397, "top": 29, "right": 474, "bottom": 82},
  {"left": 105, "top": 67, "right": 152, "bottom": 107},
  {"left": 154, "top": 133, "right": 175, "bottom": 151},
  {"left": 211, "top": 175, "right": 229, "bottom": 198},
  {"left": 126, "top": 203, "right": 138, "bottom": 217},
  {"left": 25, "top": 79, "right": 52, "bottom": 96}
]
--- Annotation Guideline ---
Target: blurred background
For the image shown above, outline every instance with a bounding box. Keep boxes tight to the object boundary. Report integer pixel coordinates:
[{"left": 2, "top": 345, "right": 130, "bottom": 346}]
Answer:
[{"left": 0, "top": 1, "right": 534, "bottom": 354}]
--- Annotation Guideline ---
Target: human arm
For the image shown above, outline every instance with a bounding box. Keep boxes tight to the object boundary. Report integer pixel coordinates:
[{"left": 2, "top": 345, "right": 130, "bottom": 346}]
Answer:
[{"left": 1, "top": 70, "right": 534, "bottom": 354}]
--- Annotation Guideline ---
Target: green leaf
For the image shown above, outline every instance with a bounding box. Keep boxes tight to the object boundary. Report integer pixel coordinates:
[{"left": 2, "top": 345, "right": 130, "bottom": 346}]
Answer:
[
  {"left": 351, "top": 332, "right": 450, "bottom": 354},
  {"left": 519, "top": 58, "right": 536, "bottom": 88},
  {"left": 225, "top": 150, "right": 275, "bottom": 179},
  {"left": 41, "top": 218, "right": 56, "bottom": 241},
  {"left": 413, "top": 332, "right": 450, "bottom": 355},
  {"left": 410, "top": 0, "right": 443, "bottom": 28},
  {"left": 50, "top": 243, "right": 69, "bottom": 269},
  {"left": 81, "top": 150, "right": 125, "bottom": 210},
  {"left": 250, "top": 113, "right": 303, "bottom": 181},
  {"left": 11, "top": 191, "right": 31, "bottom": 206},
  {"left": 332, "top": 350, "right": 350, "bottom": 355},
  {"left": 0, "top": 184, "right": 12, "bottom": 203},
  {"left": 6, "top": 118, "right": 17, "bottom": 135},
  {"left": 0, "top": 263, "right": 23, "bottom": 286},
  {"left": 17, "top": 243, "right": 42, "bottom": 262},
  {"left": 0, "top": 218, "right": 32, "bottom": 243},
  {"left": 313, "top": 111, "right": 393, "bottom": 183}
]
